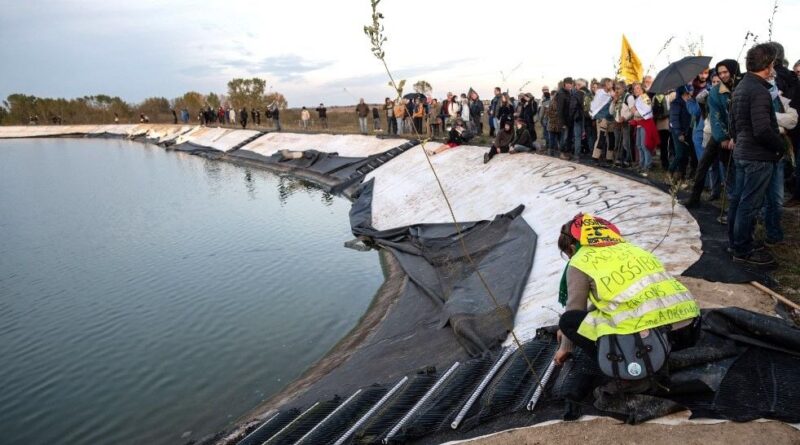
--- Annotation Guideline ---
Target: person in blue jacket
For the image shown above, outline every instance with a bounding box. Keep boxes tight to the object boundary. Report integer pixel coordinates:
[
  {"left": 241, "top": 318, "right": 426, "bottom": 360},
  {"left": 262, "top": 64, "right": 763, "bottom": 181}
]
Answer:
[{"left": 669, "top": 84, "right": 694, "bottom": 183}]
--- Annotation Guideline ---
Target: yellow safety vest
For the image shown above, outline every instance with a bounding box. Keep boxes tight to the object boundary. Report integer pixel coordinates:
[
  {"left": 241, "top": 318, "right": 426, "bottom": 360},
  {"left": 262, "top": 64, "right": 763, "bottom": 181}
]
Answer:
[{"left": 569, "top": 242, "right": 700, "bottom": 341}]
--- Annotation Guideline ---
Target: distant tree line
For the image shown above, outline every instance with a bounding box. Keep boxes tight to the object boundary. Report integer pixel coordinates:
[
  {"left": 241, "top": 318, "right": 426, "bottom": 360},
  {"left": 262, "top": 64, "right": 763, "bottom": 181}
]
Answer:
[{"left": 0, "top": 77, "right": 287, "bottom": 125}]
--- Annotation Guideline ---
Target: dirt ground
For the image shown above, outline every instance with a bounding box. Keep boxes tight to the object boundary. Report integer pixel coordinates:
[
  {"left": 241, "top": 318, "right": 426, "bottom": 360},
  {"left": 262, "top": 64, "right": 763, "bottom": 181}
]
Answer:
[{"left": 459, "top": 417, "right": 800, "bottom": 445}]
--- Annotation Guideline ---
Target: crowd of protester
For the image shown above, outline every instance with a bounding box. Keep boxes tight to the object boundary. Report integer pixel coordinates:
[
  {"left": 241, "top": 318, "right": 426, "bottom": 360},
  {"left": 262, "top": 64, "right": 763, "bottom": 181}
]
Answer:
[
  {"left": 191, "top": 102, "right": 283, "bottom": 130},
  {"left": 361, "top": 42, "right": 800, "bottom": 267}
]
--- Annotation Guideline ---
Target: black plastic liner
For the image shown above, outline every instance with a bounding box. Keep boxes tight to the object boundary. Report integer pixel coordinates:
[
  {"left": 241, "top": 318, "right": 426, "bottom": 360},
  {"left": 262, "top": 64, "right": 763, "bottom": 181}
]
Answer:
[
  {"left": 350, "top": 179, "right": 537, "bottom": 357},
  {"left": 236, "top": 307, "right": 800, "bottom": 445},
  {"left": 229, "top": 140, "right": 419, "bottom": 194}
]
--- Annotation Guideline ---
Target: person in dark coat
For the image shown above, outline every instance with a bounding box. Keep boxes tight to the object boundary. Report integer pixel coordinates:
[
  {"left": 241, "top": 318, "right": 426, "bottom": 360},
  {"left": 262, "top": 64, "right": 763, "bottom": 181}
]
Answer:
[
  {"left": 510, "top": 118, "right": 534, "bottom": 153},
  {"left": 768, "top": 42, "right": 800, "bottom": 207},
  {"left": 727, "top": 43, "right": 785, "bottom": 265},
  {"left": 683, "top": 59, "right": 739, "bottom": 209},
  {"left": 240, "top": 107, "right": 248, "bottom": 128},
  {"left": 557, "top": 78, "right": 575, "bottom": 158},
  {"left": 669, "top": 85, "right": 694, "bottom": 181},
  {"left": 484, "top": 118, "right": 515, "bottom": 163}
]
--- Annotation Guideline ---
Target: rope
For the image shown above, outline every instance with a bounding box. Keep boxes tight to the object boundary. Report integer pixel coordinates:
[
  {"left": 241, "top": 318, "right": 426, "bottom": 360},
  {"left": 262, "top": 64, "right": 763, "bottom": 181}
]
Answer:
[{"left": 399, "top": 117, "right": 547, "bottom": 394}]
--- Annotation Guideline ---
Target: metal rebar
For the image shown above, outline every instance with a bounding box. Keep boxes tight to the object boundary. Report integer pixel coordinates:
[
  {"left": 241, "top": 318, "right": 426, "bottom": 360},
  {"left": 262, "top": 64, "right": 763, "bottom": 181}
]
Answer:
[
  {"left": 293, "top": 389, "right": 363, "bottom": 445},
  {"left": 526, "top": 359, "right": 556, "bottom": 411},
  {"left": 237, "top": 412, "right": 280, "bottom": 445},
  {"left": 451, "top": 346, "right": 516, "bottom": 430},
  {"left": 263, "top": 401, "right": 319, "bottom": 445},
  {"left": 333, "top": 376, "right": 409, "bottom": 445},
  {"left": 382, "top": 362, "right": 461, "bottom": 444}
]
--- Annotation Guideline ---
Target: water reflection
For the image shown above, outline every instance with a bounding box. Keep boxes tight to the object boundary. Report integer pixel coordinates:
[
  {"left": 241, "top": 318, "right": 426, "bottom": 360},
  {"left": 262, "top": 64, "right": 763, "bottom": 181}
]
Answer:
[{"left": 243, "top": 170, "right": 257, "bottom": 200}]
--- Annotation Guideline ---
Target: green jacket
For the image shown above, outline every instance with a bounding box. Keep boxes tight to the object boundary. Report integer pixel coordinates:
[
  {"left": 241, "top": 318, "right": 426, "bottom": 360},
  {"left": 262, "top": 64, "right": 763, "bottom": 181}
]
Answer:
[{"left": 708, "top": 82, "right": 732, "bottom": 143}]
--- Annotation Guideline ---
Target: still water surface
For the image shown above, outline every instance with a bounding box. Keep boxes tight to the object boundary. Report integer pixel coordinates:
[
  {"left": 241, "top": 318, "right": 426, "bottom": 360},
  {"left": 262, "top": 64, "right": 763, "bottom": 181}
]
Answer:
[{"left": 0, "top": 138, "right": 384, "bottom": 444}]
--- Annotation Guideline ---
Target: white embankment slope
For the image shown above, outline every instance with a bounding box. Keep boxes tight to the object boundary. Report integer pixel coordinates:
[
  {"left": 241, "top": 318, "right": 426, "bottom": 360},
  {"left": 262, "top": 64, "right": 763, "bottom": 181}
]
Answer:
[
  {"left": 364, "top": 143, "right": 701, "bottom": 344},
  {"left": 238, "top": 132, "right": 405, "bottom": 158},
  {"left": 0, "top": 126, "right": 702, "bottom": 344}
]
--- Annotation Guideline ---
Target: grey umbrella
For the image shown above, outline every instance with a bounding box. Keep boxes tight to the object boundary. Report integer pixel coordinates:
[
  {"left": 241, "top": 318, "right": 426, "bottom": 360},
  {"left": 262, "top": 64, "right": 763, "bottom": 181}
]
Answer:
[{"left": 648, "top": 56, "right": 712, "bottom": 93}]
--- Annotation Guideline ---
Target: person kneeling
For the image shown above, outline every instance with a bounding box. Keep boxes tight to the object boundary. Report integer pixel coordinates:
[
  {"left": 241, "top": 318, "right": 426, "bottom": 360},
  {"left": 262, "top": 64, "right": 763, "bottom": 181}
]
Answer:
[
  {"left": 484, "top": 118, "right": 514, "bottom": 163},
  {"left": 553, "top": 213, "right": 700, "bottom": 395}
]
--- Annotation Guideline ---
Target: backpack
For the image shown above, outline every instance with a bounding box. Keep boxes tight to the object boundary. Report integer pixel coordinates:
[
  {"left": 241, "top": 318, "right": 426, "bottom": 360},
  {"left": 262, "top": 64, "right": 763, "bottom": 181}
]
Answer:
[
  {"left": 652, "top": 95, "right": 667, "bottom": 120},
  {"left": 598, "top": 327, "right": 671, "bottom": 380},
  {"left": 582, "top": 90, "right": 594, "bottom": 118}
]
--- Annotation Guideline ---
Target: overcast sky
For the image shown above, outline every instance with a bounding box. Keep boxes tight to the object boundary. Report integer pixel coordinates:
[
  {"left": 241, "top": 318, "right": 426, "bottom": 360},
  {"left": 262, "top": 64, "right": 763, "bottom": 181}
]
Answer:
[{"left": 1, "top": 0, "right": 799, "bottom": 107}]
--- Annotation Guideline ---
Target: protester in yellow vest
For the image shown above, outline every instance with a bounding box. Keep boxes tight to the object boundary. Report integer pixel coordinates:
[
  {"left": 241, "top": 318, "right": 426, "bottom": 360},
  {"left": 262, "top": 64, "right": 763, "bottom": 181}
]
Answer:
[{"left": 553, "top": 213, "right": 700, "bottom": 368}]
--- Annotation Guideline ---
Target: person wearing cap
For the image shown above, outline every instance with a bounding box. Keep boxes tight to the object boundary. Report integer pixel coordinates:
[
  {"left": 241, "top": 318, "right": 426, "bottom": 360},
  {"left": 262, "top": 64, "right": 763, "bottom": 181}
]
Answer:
[{"left": 553, "top": 213, "right": 700, "bottom": 392}]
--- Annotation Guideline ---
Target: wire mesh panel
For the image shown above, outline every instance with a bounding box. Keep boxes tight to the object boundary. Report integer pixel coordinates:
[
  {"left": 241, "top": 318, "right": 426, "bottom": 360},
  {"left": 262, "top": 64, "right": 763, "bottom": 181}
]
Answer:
[{"left": 294, "top": 385, "right": 388, "bottom": 445}]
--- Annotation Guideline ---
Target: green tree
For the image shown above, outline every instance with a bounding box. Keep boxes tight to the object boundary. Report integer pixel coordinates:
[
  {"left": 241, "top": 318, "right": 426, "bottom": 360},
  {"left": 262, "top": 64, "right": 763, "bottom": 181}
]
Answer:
[
  {"left": 137, "top": 97, "right": 171, "bottom": 122},
  {"left": 227, "top": 77, "right": 268, "bottom": 110},
  {"left": 413, "top": 80, "right": 432, "bottom": 95},
  {"left": 264, "top": 92, "right": 288, "bottom": 110},
  {"left": 206, "top": 92, "right": 221, "bottom": 109}
]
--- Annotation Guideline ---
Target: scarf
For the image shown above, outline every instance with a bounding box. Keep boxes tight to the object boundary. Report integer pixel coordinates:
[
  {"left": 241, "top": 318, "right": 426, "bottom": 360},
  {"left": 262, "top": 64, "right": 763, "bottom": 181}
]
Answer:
[
  {"left": 590, "top": 89, "right": 612, "bottom": 119},
  {"left": 558, "top": 213, "right": 624, "bottom": 306}
]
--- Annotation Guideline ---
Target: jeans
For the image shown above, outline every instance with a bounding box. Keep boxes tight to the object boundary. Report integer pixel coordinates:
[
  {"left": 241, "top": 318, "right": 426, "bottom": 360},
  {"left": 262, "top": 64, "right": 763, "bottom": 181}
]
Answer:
[
  {"left": 512, "top": 143, "right": 533, "bottom": 153},
  {"left": 548, "top": 131, "right": 561, "bottom": 155},
  {"left": 614, "top": 123, "right": 632, "bottom": 164},
  {"left": 358, "top": 117, "right": 368, "bottom": 134},
  {"left": 572, "top": 119, "right": 584, "bottom": 157},
  {"left": 764, "top": 159, "right": 784, "bottom": 242},
  {"left": 562, "top": 123, "right": 575, "bottom": 154},
  {"left": 669, "top": 131, "right": 691, "bottom": 175},
  {"left": 395, "top": 118, "right": 404, "bottom": 134},
  {"left": 301, "top": 119, "right": 309, "bottom": 129},
  {"left": 728, "top": 159, "right": 776, "bottom": 256},
  {"left": 387, "top": 116, "right": 396, "bottom": 134},
  {"left": 587, "top": 120, "right": 597, "bottom": 157},
  {"left": 542, "top": 119, "right": 550, "bottom": 148},
  {"left": 793, "top": 133, "right": 800, "bottom": 200},
  {"left": 636, "top": 126, "right": 652, "bottom": 171},
  {"left": 692, "top": 119, "right": 705, "bottom": 161},
  {"left": 658, "top": 129, "right": 671, "bottom": 170},
  {"left": 273, "top": 118, "right": 281, "bottom": 131}
]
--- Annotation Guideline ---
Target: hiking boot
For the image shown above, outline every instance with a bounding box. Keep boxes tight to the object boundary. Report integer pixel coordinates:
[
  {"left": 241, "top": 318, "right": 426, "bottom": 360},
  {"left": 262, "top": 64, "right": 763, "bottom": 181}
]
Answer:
[
  {"left": 483, "top": 153, "right": 491, "bottom": 164},
  {"left": 559, "top": 153, "right": 571, "bottom": 161},
  {"left": 732, "top": 249, "right": 776, "bottom": 266}
]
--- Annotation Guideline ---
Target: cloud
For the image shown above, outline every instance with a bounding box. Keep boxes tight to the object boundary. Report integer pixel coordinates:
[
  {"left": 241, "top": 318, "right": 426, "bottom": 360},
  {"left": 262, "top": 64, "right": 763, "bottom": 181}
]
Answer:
[
  {"left": 179, "top": 54, "right": 333, "bottom": 81},
  {"left": 322, "top": 57, "right": 479, "bottom": 89}
]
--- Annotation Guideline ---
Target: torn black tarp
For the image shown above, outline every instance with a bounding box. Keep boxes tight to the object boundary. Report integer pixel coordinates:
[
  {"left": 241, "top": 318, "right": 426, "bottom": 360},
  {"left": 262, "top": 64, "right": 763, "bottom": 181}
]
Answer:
[
  {"left": 350, "top": 179, "right": 537, "bottom": 356},
  {"left": 228, "top": 140, "right": 419, "bottom": 194}
]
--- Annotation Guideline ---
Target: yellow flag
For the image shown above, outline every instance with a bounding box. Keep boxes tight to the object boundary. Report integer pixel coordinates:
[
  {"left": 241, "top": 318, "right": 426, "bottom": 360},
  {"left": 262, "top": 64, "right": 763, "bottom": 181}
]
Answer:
[{"left": 619, "top": 34, "right": 644, "bottom": 83}]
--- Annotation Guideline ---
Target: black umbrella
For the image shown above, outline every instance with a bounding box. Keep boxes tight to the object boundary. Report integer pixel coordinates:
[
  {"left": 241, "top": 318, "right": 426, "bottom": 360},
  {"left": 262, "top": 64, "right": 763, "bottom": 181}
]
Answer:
[
  {"left": 648, "top": 56, "right": 712, "bottom": 93},
  {"left": 403, "top": 92, "right": 427, "bottom": 103}
]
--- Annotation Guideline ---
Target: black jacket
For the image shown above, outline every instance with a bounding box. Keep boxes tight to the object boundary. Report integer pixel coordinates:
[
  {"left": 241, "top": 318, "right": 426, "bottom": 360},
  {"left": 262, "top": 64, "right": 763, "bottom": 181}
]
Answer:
[
  {"left": 513, "top": 127, "right": 533, "bottom": 148},
  {"left": 774, "top": 64, "right": 799, "bottom": 110},
  {"left": 729, "top": 73, "right": 784, "bottom": 161},
  {"left": 557, "top": 88, "right": 571, "bottom": 127}
]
